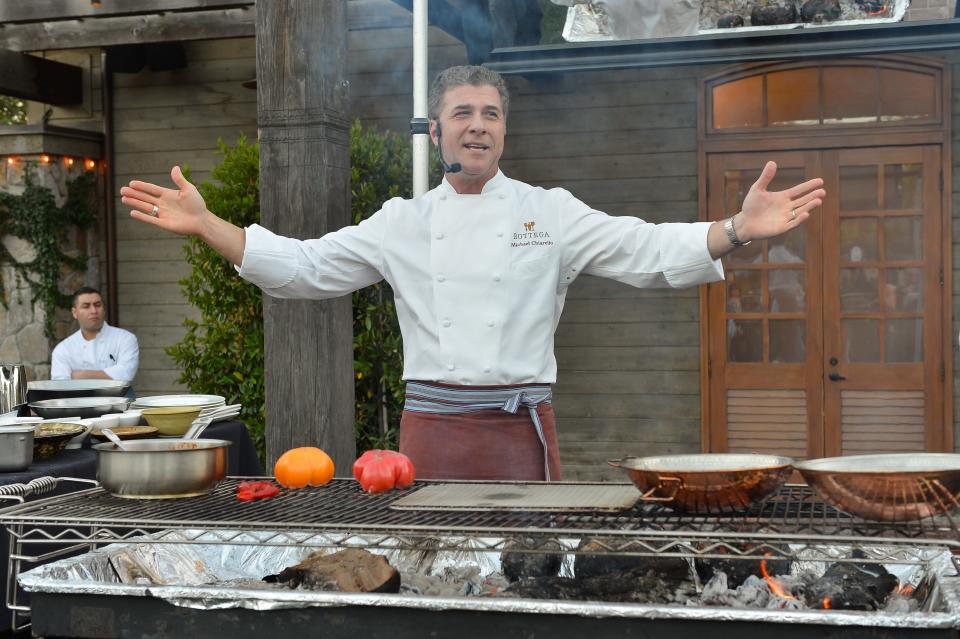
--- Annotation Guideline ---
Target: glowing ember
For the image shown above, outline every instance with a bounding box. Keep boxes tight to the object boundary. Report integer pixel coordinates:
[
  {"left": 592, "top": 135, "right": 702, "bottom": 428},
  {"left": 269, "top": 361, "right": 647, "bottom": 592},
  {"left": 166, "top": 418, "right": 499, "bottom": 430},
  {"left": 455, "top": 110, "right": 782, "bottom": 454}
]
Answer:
[
  {"left": 823, "top": 597, "right": 831, "bottom": 609},
  {"left": 898, "top": 583, "right": 915, "bottom": 595},
  {"left": 760, "top": 558, "right": 796, "bottom": 600}
]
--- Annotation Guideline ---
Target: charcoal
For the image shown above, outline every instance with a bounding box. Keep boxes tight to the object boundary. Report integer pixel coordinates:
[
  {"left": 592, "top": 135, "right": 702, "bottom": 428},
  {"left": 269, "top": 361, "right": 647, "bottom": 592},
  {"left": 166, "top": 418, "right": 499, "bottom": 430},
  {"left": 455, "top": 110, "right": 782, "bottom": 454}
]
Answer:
[
  {"left": 717, "top": 14, "right": 745, "bottom": 27},
  {"left": 574, "top": 540, "right": 690, "bottom": 584},
  {"left": 500, "top": 571, "right": 695, "bottom": 604},
  {"left": 805, "top": 561, "right": 898, "bottom": 610},
  {"left": 263, "top": 548, "right": 400, "bottom": 593},
  {"left": 500, "top": 537, "right": 563, "bottom": 582},
  {"left": 801, "top": 0, "right": 841, "bottom": 22},
  {"left": 695, "top": 556, "right": 791, "bottom": 589},
  {"left": 750, "top": 2, "right": 798, "bottom": 25}
]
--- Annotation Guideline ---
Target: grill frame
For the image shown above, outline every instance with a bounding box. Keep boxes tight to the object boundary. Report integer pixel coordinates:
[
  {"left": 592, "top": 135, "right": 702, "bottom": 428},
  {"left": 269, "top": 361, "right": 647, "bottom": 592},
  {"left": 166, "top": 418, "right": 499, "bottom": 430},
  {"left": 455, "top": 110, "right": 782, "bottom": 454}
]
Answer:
[{"left": 2, "top": 477, "right": 960, "bottom": 632}]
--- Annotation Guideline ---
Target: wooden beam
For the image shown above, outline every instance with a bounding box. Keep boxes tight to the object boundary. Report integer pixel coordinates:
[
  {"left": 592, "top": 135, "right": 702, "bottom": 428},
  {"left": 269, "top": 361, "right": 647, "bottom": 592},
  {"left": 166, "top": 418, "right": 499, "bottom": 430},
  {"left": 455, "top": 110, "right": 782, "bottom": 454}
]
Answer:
[
  {"left": 0, "top": 7, "right": 256, "bottom": 52},
  {"left": 0, "top": 1, "right": 426, "bottom": 52},
  {"left": 0, "top": 50, "right": 82, "bottom": 104},
  {"left": 258, "top": 1, "right": 356, "bottom": 472},
  {"left": 0, "top": 0, "right": 252, "bottom": 23}
]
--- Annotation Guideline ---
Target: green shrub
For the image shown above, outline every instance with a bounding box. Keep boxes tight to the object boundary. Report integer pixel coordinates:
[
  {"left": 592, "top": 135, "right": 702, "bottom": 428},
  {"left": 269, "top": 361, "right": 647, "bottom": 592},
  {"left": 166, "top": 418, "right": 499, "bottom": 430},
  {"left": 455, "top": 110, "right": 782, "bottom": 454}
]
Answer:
[
  {"left": 166, "top": 136, "right": 266, "bottom": 457},
  {"left": 169, "top": 123, "right": 439, "bottom": 461}
]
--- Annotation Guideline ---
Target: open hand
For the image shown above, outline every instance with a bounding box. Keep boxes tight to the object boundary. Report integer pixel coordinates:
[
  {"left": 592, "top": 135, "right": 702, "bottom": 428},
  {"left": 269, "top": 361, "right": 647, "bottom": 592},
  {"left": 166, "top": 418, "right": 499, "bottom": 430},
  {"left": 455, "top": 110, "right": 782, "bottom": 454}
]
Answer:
[
  {"left": 120, "top": 166, "right": 208, "bottom": 237},
  {"left": 737, "top": 161, "right": 825, "bottom": 243}
]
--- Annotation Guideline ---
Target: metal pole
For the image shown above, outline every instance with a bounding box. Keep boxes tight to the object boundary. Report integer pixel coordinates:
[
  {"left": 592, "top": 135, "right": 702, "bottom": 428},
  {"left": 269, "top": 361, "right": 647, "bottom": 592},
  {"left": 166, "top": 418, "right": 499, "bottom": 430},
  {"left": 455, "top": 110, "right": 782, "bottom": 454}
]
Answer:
[{"left": 411, "top": 0, "right": 429, "bottom": 197}]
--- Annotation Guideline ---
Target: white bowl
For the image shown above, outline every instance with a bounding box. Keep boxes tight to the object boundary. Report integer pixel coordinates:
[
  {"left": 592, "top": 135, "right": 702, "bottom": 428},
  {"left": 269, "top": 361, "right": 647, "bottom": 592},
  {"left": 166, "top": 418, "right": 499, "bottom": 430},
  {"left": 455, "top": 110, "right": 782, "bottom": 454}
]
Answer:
[
  {"left": 97, "top": 414, "right": 123, "bottom": 430},
  {"left": 64, "top": 419, "right": 96, "bottom": 449},
  {"left": 117, "top": 410, "right": 142, "bottom": 427}
]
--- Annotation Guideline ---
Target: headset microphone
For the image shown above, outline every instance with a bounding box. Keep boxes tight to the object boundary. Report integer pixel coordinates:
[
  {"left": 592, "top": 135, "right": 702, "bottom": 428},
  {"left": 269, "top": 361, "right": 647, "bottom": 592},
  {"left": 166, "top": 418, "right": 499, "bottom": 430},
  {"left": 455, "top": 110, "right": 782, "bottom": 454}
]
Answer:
[{"left": 435, "top": 123, "right": 462, "bottom": 174}]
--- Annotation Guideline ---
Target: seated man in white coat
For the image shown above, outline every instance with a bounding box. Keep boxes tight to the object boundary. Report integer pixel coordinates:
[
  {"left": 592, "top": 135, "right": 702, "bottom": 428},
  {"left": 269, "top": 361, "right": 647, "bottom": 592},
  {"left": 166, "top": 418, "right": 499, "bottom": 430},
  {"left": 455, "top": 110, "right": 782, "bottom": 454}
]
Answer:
[
  {"left": 119, "top": 65, "right": 825, "bottom": 481},
  {"left": 51, "top": 287, "right": 140, "bottom": 383}
]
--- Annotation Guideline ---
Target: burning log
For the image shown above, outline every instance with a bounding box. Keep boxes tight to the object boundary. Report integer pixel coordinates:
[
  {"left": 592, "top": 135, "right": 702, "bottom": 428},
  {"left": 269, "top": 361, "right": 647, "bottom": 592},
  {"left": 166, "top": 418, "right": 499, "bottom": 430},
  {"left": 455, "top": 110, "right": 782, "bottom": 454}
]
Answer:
[
  {"left": 500, "top": 537, "right": 563, "bottom": 582},
  {"left": 805, "top": 560, "right": 898, "bottom": 610},
  {"left": 263, "top": 548, "right": 401, "bottom": 593},
  {"left": 574, "top": 540, "right": 691, "bottom": 586},
  {"left": 695, "top": 553, "right": 792, "bottom": 589}
]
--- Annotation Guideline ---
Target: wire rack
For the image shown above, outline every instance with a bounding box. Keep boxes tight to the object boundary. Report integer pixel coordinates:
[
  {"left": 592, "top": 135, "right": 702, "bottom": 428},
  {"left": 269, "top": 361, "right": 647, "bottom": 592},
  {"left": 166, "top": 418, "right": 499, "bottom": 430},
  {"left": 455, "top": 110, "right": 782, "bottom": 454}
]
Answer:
[{"left": 1, "top": 478, "right": 958, "bottom": 551}]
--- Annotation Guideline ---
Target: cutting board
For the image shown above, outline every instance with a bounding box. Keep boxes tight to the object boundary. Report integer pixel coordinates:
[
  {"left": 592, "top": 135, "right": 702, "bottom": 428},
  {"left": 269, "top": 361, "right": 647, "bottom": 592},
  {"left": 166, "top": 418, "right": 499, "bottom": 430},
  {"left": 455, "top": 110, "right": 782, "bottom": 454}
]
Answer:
[{"left": 389, "top": 483, "right": 640, "bottom": 512}]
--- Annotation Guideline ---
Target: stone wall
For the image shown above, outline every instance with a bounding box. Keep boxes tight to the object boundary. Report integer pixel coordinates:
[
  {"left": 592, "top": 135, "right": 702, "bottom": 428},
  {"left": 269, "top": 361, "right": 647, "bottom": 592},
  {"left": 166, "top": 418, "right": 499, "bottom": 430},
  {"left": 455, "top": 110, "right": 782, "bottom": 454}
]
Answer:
[
  {"left": 905, "top": 0, "right": 957, "bottom": 20},
  {"left": 0, "top": 158, "right": 102, "bottom": 382}
]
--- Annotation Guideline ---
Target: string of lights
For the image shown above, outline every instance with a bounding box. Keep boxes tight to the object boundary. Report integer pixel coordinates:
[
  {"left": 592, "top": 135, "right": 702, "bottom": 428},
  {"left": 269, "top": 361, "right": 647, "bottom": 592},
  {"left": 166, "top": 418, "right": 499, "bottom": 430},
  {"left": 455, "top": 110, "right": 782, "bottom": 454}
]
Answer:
[{"left": 3, "top": 154, "right": 99, "bottom": 170}]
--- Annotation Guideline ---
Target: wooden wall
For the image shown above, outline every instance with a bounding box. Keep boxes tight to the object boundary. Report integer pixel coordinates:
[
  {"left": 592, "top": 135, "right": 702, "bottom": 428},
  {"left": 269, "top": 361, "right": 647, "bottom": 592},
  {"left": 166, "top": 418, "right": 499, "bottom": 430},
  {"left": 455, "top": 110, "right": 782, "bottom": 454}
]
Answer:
[{"left": 948, "top": 51, "right": 960, "bottom": 453}]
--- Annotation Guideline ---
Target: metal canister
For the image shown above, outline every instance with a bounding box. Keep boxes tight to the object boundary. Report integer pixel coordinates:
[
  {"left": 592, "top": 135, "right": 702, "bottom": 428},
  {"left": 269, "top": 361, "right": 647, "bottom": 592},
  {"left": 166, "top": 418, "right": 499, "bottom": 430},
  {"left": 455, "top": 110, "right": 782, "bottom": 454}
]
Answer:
[{"left": 0, "top": 424, "right": 34, "bottom": 472}]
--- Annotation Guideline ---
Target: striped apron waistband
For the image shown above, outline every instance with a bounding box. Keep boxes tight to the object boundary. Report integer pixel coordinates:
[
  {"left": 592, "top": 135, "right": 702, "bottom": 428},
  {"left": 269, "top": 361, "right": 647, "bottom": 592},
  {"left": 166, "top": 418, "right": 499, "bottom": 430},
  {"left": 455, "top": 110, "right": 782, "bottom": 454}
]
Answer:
[{"left": 403, "top": 381, "right": 554, "bottom": 481}]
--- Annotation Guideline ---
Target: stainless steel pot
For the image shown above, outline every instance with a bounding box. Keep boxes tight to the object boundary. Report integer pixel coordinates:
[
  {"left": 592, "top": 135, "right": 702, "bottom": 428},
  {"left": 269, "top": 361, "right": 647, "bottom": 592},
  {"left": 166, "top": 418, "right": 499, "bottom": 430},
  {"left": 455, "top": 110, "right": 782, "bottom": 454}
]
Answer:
[
  {"left": 0, "top": 424, "right": 34, "bottom": 472},
  {"left": 94, "top": 438, "right": 231, "bottom": 498},
  {"left": 0, "top": 364, "right": 27, "bottom": 414},
  {"left": 29, "top": 397, "right": 128, "bottom": 420}
]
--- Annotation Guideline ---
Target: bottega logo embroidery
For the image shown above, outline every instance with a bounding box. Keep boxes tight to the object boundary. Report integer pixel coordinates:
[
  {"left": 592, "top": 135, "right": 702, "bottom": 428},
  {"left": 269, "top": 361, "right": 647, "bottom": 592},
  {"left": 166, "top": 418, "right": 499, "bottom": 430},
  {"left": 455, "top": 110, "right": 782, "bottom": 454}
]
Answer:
[{"left": 512, "top": 219, "right": 553, "bottom": 247}]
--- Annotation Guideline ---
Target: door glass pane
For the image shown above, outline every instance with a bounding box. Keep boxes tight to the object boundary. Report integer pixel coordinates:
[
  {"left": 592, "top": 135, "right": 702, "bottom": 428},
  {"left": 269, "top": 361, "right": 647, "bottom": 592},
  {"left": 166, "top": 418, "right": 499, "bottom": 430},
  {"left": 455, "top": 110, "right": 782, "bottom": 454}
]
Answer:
[
  {"left": 886, "top": 319, "right": 923, "bottom": 363},
  {"left": 768, "top": 69, "right": 820, "bottom": 126},
  {"left": 886, "top": 268, "right": 923, "bottom": 311},
  {"left": 842, "top": 319, "right": 880, "bottom": 363},
  {"left": 766, "top": 167, "right": 805, "bottom": 194},
  {"left": 728, "top": 320, "right": 762, "bottom": 362},
  {"left": 884, "top": 217, "right": 923, "bottom": 261},
  {"left": 841, "top": 268, "right": 880, "bottom": 312},
  {"left": 728, "top": 270, "right": 762, "bottom": 311},
  {"left": 824, "top": 66, "right": 877, "bottom": 124},
  {"left": 768, "top": 228, "right": 805, "bottom": 263},
  {"left": 713, "top": 77, "right": 763, "bottom": 129},
  {"left": 880, "top": 69, "right": 936, "bottom": 122},
  {"left": 724, "top": 169, "right": 764, "bottom": 265},
  {"left": 769, "top": 270, "right": 805, "bottom": 312},
  {"left": 840, "top": 166, "right": 878, "bottom": 210},
  {"left": 883, "top": 163, "right": 922, "bottom": 210},
  {"left": 840, "top": 218, "right": 878, "bottom": 262},
  {"left": 770, "top": 320, "right": 805, "bottom": 363}
]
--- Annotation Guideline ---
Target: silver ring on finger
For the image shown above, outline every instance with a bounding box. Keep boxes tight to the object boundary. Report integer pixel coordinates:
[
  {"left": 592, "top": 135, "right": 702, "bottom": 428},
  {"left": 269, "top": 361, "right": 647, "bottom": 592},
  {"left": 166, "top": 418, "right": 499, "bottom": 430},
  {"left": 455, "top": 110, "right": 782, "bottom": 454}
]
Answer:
[
  {"left": 151, "top": 204, "right": 159, "bottom": 217},
  {"left": 790, "top": 208, "right": 797, "bottom": 220}
]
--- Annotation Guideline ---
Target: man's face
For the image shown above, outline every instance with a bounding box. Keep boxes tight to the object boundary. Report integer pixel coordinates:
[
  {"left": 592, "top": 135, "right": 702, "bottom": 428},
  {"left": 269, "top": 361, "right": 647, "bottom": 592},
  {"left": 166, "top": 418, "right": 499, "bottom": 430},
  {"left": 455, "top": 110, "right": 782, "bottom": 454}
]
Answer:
[
  {"left": 72, "top": 293, "right": 104, "bottom": 333},
  {"left": 432, "top": 84, "right": 506, "bottom": 181}
]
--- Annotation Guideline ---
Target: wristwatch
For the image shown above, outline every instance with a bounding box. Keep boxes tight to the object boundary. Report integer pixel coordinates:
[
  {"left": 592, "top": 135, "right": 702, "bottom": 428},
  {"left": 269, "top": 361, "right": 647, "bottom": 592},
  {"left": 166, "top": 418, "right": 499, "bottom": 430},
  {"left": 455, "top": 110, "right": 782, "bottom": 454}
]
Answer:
[{"left": 723, "top": 215, "right": 750, "bottom": 247}]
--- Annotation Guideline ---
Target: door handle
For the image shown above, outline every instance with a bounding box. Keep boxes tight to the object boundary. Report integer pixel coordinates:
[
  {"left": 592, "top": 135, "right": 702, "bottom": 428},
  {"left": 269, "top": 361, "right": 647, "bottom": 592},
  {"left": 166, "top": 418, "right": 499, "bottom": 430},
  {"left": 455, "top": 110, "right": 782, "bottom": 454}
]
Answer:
[{"left": 828, "top": 372, "right": 846, "bottom": 381}]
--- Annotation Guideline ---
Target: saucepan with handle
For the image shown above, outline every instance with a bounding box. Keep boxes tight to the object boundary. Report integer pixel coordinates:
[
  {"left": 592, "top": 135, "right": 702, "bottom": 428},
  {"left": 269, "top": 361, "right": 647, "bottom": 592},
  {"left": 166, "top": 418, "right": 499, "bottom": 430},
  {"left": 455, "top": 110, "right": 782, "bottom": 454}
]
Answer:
[{"left": 608, "top": 453, "right": 795, "bottom": 513}]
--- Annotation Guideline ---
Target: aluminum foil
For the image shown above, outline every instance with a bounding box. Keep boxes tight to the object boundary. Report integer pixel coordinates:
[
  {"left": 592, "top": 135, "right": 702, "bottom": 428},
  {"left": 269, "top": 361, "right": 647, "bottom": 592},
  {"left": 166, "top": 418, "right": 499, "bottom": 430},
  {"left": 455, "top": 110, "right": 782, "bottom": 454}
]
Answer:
[
  {"left": 17, "top": 530, "right": 960, "bottom": 629},
  {"left": 562, "top": 0, "right": 909, "bottom": 42}
]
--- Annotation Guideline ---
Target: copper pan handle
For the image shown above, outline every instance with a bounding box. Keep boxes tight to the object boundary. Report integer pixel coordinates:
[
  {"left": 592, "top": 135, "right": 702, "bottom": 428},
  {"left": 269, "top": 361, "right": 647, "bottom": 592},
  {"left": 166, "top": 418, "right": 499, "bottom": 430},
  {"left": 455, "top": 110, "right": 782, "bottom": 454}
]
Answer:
[
  {"left": 637, "top": 476, "right": 682, "bottom": 502},
  {"left": 607, "top": 456, "right": 638, "bottom": 469}
]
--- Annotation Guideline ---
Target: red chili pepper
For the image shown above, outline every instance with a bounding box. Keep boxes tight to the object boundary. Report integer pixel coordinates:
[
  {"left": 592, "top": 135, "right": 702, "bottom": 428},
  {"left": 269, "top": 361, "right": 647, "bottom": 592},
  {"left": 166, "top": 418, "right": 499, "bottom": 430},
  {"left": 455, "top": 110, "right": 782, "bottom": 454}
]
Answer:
[{"left": 236, "top": 480, "right": 280, "bottom": 502}]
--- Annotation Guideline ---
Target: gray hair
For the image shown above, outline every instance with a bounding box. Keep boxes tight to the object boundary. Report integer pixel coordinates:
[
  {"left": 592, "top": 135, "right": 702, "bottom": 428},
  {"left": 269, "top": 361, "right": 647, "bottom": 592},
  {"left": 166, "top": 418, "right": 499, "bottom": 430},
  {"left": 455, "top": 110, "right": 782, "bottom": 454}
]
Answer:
[{"left": 428, "top": 65, "right": 510, "bottom": 121}]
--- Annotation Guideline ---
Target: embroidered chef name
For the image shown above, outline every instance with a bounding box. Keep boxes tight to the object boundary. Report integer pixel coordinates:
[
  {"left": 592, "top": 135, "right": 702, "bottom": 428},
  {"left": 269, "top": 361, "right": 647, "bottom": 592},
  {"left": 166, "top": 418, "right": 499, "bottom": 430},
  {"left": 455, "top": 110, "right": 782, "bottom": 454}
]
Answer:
[{"left": 512, "top": 220, "right": 553, "bottom": 248}]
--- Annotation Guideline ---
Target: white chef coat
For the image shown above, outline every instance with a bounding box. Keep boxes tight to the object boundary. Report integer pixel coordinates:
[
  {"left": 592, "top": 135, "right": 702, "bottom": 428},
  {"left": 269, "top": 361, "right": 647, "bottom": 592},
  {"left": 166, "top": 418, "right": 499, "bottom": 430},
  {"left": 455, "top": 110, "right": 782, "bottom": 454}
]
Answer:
[
  {"left": 238, "top": 170, "right": 724, "bottom": 384},
  {"left": 50, "top": 322, "right": 140, "bottom": 382}
]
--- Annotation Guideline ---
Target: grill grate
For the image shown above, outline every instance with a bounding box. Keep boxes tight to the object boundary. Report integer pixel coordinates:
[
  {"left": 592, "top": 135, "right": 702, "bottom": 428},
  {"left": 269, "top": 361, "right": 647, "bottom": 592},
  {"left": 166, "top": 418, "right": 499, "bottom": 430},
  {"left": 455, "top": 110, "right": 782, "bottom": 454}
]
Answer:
[{"left": 1, "top": 479, "right": 958, "bottom": 541}]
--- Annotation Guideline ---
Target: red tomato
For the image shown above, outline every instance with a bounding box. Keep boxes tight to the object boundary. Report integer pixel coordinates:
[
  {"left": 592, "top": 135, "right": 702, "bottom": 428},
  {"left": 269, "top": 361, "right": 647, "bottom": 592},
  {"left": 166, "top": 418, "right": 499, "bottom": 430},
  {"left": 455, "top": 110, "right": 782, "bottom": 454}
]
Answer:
[{"left": 353, "top": 449, "right": 416, "bottom": 494}]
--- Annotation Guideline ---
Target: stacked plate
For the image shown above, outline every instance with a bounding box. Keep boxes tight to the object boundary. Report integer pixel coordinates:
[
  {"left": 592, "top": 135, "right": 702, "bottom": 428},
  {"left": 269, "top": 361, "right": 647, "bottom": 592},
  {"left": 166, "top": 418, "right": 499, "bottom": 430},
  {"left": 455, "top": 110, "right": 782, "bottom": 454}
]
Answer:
[{"left": 131, "top": 395, "right": 225, "bottom": 411}]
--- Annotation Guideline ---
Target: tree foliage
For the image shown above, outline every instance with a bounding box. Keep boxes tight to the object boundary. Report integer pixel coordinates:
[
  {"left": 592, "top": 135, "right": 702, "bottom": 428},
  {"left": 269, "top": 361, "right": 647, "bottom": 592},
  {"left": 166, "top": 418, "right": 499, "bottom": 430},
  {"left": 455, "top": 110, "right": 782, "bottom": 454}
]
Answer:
[
  {"left": 166, "top": 137, "right": 266, "bottom": 458},
  {"left": 0, "top": 95, "right": 26, "bottom": 125},
  {"left": 0, "top": 168, "right": 97, "bottom": 337}
]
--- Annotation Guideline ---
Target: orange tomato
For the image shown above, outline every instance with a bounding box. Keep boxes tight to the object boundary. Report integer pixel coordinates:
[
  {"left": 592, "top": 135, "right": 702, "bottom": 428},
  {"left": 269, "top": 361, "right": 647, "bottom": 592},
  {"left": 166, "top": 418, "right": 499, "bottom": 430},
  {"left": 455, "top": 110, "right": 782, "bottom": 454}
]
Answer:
[{"left": 274, "top": 447, "right": 335, "bottom": 489}]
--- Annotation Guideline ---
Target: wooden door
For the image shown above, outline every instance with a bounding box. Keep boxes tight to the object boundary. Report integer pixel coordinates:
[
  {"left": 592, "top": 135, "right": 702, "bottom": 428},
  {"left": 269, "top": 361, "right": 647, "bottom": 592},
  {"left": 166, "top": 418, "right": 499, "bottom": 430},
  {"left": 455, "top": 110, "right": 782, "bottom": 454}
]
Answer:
[{"left": 706, "top": 146, "right": 945, "bottom": 459}]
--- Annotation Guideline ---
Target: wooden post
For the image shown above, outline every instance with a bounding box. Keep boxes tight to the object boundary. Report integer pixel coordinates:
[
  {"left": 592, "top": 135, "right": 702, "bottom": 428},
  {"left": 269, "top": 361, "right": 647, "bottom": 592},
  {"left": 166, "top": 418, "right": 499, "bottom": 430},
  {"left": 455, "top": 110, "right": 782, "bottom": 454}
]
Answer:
[{"left": 256, "top": 0, "right": 356, "bottom": 473}]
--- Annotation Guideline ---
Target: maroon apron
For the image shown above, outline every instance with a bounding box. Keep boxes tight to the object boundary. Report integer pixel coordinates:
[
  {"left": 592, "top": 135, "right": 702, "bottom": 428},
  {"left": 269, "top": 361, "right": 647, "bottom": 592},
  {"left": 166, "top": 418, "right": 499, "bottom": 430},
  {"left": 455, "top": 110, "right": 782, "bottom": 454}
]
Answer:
[{"left": 399, "top": 382, "right": 562, "bottom": 481}]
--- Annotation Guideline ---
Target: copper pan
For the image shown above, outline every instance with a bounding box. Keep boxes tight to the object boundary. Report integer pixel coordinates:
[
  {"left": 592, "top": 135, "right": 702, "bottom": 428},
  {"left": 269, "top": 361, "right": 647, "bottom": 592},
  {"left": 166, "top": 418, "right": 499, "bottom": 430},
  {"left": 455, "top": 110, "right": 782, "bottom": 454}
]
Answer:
[
  {"left": 794, "top": 454, "right": 960, "bottom": 522},
  {"left": 608, "top": 454, "right": 794, "bottom": 513}
]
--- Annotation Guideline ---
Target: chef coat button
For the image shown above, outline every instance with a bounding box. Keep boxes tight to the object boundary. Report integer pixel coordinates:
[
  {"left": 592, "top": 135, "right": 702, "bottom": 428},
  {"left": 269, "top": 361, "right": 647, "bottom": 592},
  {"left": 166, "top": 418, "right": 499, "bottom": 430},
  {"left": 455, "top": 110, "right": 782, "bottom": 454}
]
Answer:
[
  {"left": 487, "top": 320, "right": 495, "bottom": 327},
  {"left": 447, "top": 364, "right": 455, "bottom": 371},
  {"left": 436, "top": 232, "right": 444, "bottom": 240},
  {"left": 498, "top": 194, "right": 506, "bottom": 199},
  {"left": 442, "top": 319, "right": 452, "bottom": 328},
  {"left": 497, "top": 231, "right": 503, "bottom": 238},
  {"left": 493, "top": 274, "right": 501, "bottom": 282},
  {"left": 437, "top": 274, "right": 445, "bottom": 282},
  {"left": 483, "top": 367, "right": 491, "bottom": 374},
  {"left": 440, "top": 195, "right": 447, "bottom": 201}
]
